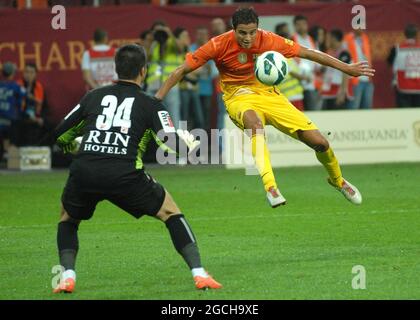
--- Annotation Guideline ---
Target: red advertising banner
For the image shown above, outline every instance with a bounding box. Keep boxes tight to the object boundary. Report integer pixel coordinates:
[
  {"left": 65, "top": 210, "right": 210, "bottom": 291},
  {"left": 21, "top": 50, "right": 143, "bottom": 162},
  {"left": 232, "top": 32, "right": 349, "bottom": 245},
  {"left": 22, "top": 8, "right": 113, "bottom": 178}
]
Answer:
[{"left": 1, "top": 1, "right": 420, "bottom": 123}]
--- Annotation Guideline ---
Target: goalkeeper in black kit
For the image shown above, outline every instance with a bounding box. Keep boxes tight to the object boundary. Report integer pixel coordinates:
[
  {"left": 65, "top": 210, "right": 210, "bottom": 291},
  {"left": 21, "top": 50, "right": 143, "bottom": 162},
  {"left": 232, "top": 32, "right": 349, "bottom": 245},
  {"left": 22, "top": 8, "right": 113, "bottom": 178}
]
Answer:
[{"left": 52, "top": 44, "right": 222, "bottom": 293}]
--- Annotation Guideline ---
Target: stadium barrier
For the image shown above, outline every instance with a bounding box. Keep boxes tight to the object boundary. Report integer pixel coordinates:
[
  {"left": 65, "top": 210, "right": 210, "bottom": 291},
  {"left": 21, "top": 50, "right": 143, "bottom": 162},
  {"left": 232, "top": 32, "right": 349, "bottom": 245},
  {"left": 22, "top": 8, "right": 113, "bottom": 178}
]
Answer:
[{"left": 224, "top": 108, "right": 420, "bottom": 169}]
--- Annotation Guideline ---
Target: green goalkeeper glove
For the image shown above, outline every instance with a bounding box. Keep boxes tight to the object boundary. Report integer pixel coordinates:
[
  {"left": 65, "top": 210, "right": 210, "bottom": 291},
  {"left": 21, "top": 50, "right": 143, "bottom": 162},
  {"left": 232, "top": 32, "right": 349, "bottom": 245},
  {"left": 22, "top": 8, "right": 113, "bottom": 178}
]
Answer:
[{"left": 58, "top": 137, "right": 82, "bottom": 155}]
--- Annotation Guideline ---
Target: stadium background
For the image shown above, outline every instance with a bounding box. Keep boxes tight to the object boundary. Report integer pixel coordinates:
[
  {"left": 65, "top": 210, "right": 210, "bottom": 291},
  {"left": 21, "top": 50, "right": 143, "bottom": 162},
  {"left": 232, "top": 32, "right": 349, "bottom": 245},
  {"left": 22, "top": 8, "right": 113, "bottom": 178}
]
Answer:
[
  {"left": 1, "top": 0, "right": 420, "bottom": 123},
  {"left": 0, "top": 0, "right": 419, "bottom": 301}
]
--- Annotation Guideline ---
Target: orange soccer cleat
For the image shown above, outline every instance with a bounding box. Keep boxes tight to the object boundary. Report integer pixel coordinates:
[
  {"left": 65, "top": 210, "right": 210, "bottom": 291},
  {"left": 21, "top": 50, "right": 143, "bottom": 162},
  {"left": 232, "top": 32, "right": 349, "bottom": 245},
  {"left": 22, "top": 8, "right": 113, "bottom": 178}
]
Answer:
[
  {"left": 53, "top": 278, "right": 75, "bottom": 294},
  {"left": 194, "top": 273, "right": 222, "bottom": 290}
]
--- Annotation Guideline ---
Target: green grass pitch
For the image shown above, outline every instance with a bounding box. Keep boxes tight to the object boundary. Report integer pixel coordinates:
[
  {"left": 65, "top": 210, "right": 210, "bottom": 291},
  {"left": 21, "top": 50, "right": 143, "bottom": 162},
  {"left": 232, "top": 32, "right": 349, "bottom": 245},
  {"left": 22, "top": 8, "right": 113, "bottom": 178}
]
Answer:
[{"left": 0, "top": 163, "right": 419, "bottom": 300}]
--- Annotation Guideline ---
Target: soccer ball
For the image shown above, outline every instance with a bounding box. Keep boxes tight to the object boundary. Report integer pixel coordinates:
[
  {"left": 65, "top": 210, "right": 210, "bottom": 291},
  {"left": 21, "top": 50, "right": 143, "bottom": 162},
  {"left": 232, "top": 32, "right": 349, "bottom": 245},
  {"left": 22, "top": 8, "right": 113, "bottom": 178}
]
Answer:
[{"left": 254, "top": 51, "right": 289, "bottom": 86}]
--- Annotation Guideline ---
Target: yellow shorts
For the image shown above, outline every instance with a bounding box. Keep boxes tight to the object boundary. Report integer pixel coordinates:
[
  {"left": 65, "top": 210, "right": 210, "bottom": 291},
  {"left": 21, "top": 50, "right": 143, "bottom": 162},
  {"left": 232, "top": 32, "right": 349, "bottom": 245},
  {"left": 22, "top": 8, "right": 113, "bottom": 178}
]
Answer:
[{"left": 224, "top": 87, "right": 318, "bottom": 139}]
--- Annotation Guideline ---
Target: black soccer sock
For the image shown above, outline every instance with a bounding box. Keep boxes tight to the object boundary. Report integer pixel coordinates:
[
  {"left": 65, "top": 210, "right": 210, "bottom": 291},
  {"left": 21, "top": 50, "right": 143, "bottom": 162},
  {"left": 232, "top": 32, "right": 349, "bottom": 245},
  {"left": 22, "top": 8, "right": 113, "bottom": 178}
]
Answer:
[
  {"left": 165, "top": 214, "right": 202, "bottom": 269},
  {"left": 57, "top": 221, "right": 79, "bottom": 270}
]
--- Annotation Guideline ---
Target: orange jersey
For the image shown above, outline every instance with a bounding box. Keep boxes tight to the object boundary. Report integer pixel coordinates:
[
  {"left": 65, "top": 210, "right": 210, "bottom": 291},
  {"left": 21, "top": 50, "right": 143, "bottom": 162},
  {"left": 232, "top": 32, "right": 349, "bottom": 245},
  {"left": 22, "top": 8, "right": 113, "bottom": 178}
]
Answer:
[
  {"left": 185, "top": 29, "right": 301, "bottom": 97},
  {"left": 17, "top": 79, "right": 44, "bottom": 116}
]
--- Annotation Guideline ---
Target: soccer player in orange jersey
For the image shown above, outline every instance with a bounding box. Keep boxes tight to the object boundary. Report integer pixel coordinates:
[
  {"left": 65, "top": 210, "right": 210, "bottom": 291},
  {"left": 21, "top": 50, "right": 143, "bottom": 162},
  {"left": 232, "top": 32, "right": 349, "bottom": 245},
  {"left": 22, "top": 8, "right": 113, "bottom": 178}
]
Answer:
[{"left": 156, "top": 8, "right": 375, "bottom": 208}]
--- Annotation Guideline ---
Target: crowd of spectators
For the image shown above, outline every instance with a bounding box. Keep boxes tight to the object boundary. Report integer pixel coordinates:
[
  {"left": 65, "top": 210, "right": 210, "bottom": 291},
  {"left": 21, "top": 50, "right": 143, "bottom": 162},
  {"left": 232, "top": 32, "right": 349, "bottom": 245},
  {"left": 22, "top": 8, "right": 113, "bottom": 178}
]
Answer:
[
  {"left": 0, "top": 61, "right": 51, "bottom": 162},
  {"left": 1, "top": 13, "right": 419, "bottom": 164},
  {"left": 138, "top": 18, "right": 229, "bottom": 132},
  {"left": 277, "top": 16, "right": 419, "bottom": 111}
]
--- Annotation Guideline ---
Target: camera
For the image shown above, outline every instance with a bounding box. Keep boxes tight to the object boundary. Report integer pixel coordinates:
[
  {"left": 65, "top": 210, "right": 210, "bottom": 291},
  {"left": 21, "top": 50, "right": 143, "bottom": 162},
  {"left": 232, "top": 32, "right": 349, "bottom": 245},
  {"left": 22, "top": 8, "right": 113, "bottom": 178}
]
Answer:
[{"left": 154, "top": 30, "right": 169, "bottom": 44}]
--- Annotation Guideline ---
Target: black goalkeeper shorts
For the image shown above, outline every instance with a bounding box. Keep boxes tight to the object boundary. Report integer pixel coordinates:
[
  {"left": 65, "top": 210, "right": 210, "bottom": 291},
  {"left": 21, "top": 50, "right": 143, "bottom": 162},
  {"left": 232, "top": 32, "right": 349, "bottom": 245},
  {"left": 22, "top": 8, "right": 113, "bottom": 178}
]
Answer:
[{"left": 61, "top": 171, "right": 166, "bottom": 220}]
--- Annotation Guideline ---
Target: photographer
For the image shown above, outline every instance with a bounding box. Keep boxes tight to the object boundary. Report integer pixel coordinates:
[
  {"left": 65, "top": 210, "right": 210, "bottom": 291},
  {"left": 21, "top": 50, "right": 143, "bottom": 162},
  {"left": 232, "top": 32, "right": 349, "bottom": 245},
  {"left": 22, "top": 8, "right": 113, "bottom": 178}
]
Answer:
[{"left": 146, "top": 21, "right": 184, "bottom": 128}]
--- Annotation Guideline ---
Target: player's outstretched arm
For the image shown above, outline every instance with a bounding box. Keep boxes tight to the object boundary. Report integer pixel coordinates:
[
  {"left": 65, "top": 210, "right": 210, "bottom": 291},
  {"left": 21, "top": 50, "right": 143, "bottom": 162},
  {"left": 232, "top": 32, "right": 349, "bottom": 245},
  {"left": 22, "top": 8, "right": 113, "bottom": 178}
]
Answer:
[
  {"left": 155, "top": 62, "right": 193, "bottom": 100},
  {"left": 298, "top": 46, "right": 375, "bottom": 78},
  {"left": 148, "top": 99, "right": 200, "bottom": 156},
  {"left": 152, "top": 129, "right": 200, "bottom": 157}
]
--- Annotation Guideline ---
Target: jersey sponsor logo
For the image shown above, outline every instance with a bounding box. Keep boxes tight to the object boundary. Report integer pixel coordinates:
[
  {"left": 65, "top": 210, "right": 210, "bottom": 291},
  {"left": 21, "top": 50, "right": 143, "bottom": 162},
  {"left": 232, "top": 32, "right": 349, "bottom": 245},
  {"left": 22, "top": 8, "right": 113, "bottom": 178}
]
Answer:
[
  {"left": 238, "top": 53, "right": 248, "bottom": 64},
  {"left": 83, "top": 130, "right": 129, "bottom": 155},
  {"left": 83, "top": 143, "right": 127, "bottom": 155},
  {"left": 158, "top": 111, "right": 176, "bottom": 133}
]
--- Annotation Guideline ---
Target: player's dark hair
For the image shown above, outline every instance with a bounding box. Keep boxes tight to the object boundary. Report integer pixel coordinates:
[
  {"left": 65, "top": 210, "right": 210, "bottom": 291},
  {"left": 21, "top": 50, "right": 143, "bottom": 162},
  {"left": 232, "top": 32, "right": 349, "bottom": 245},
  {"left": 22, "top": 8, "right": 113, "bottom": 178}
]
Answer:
[
  {"left": 330, "top": 29, "right": 343, "bottom": 42},
  {"left": 93, "top": 28, "right": 108, "bottom": 43},
  {"left": 293, "top": 15, "right": 307, "bottom": 24},
  {"left": 115, "top": 44, "right": 146, "bottom": 80},
  {"left": 231, "top": 7, "right": 259, "bottom": 29},
  {"left": 404, "top": 24, "right": 418, "bottom": 39}
]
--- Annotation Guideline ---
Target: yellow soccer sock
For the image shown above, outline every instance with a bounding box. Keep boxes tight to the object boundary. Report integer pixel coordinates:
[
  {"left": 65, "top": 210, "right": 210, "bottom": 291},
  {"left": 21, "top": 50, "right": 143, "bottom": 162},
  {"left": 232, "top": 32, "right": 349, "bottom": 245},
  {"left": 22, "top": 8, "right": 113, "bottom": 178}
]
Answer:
[
  {"left": 251, "top": 133, "right": 277, "bottom": 191},
  {"left": 315, "top": 147, "right": 344, "bottom": 187}
]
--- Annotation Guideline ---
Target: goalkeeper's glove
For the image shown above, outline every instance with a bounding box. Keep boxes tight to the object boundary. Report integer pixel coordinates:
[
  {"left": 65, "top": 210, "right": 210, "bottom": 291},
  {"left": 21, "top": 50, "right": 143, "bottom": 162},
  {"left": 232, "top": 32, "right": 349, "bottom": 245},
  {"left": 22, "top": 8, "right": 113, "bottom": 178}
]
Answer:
[
  {"left": 57, "top": 137, "right": 82, "bottom": 155},
  {"left": 176, "top": 129, "right": 200, "bottom": 154}
]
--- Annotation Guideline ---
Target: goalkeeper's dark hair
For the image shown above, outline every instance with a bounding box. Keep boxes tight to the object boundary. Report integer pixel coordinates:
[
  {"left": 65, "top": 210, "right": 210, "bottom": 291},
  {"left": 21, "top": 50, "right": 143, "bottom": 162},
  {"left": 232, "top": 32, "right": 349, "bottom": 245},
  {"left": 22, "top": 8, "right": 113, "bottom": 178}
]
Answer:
[
  {"left": 115, "top": 44, "right": 146, "bottom": 80},
  {"left": 231, "top": 7, "right": 259, "bottom": 29}
]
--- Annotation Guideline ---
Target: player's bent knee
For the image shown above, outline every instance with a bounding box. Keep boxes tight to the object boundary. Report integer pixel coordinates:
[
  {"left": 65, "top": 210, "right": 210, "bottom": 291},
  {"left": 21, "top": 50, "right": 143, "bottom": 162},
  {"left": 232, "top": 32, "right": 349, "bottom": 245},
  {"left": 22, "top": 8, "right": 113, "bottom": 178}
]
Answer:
[
  {"left": 314, "top": 139, "right": 329, "bottom": 152},
  {"left": 60, "top": 205, "right": 81, "bottom": 225},
  {"left": 156, "top": 209, "right": 180, "bottom": 222},
  {"left": 155, "top": 191, "right": 181, "bottom": 222},
  {"left": 243, "top": 111, "right": 264, "bottom": 136},
  {"left": 298, "top": 130, "right": 329, "bottom": 152},
  {"left": 245, "top": 121, "right": 264, "bottom": 136}
]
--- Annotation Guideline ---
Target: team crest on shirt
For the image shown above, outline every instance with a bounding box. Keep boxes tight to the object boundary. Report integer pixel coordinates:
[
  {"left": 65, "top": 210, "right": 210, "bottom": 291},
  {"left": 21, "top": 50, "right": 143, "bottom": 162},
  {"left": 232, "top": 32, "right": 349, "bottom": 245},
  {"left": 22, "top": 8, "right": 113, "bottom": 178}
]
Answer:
[
  {"left": 238, "top": 53, "right": 248, "bottom": 64},
  {"left": 284, "top": 38, "right": 295, "bottom": 46},
  {"left": 414, "top": 121, "right": 420, "bottom": 146}
]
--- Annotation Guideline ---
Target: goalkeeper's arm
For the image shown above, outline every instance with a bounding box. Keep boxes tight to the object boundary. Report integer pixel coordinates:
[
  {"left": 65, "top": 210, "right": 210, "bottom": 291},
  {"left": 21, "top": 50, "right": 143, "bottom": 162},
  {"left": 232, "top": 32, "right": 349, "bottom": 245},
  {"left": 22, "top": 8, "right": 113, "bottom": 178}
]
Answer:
[
  {"left": 152, "top": 128, "right": 199, "bottom": 157},
  {"left": 148, "top": 98, "right": 199, "bottom": 156},
  {"left": 53, "top": 100, "right": 86, "bottom": 154}
]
